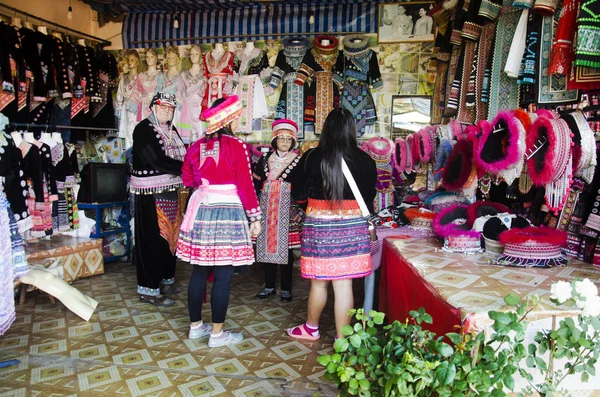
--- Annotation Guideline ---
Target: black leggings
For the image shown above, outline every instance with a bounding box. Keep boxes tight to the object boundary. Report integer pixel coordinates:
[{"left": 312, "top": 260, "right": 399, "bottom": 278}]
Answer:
[
  {"left": 188, "top": 265, "right": 234, "bottom": 324},
  {"left": 264, "top": 249, "right": 294, "bottom": 291}
]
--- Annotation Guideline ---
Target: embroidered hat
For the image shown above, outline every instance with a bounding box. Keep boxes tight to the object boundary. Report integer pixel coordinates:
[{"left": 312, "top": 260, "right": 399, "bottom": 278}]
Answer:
[
  {"left": 432, "top": 204, "right": 472, "bottom": 237},
  {"left": 442, "top": 231, "right": 483, "bottom": 254},
  {"left": 394, "top": 138, "right": 410, "bottom": 174},
  {"left": 272, "top": 119, "right": 298, "bottom": 141},
  {"left": 366, "top": 137, "right": 394, "bottom": 161},
  {"left": 466, "top": 201, "right": 512, "bottom": 227},
  {"left": 526, "top": 116, "right": 573, "bottom": 213},
  {"left": 150, "top": 92, "right": 177, "bottom": 108},
  {"left": 561, "top": 111, "right": 597, "bottom": 184},
  {"left": 201, "top": 95, "right": 243, "bottom": 135},
  {"left": 474, "top": 111, "right": 526, "bottom": 185},
  {"left": 404, "top": 207, "right": 436, "bottom": 230},
  {"left": 493, "top": 227, "right": 568, "bottom": 268},
  {"left": 416, "top": 126, "right": 436, "bottom": 164},
  {"left": 442, "top": 138, "right": 474, "bottom": 191},
  {"left": 425, "top": 191, "right": 470, "bottom": 213}
]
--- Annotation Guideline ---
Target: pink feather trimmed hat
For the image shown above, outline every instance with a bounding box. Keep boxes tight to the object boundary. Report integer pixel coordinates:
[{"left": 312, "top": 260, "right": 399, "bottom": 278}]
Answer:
[
  {"left": 201, "top": 95, "right": 243, "bottom": 134},
  {"left": 493, "top": 227, "right": 568, "bottom": 268}
]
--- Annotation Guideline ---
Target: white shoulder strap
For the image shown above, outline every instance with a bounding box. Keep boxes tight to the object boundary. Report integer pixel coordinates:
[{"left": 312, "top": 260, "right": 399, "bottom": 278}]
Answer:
[{"left": 341, "top": 158, "right": 370, "bottom": 218}]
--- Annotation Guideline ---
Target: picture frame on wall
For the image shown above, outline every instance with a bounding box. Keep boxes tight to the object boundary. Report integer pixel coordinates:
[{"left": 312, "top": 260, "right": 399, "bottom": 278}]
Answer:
[{"left": 378, "top": 2, "right": 436, "bottom": 43}]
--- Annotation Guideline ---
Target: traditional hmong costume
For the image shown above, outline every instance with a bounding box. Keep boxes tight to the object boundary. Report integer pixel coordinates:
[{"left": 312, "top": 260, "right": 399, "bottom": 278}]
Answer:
[
  {"left": 295, "top": 36, "right": 340, "bottom": 134},
  {"left": 176, "top": 69, "right": 206, "bottom": 144},
  {"left": 270, "top": 38, "right": 310, "bottom": 139},
  {"left": 334, "top": 35, "right": 383, "bottom": 137},
  {"left": 131, "top": 93, "right": 185, "bottom": 298},
  {"left": 363, "top": 137, "right": 395, "bottom": 213},
  {"left": 177, "top": 96, "right": 262, "bottom": 267},
  {"left": 129, "top": 71, "right": 164, "bottom": 122},
  {"left": 233, "top": 48, "right": 270, "bottom": 134},
  {"left": 296, "top": 147, "right": 376, "bottom": 280},
  {"left": 201, "top": 51, "right": 235, "bottom": 112}
]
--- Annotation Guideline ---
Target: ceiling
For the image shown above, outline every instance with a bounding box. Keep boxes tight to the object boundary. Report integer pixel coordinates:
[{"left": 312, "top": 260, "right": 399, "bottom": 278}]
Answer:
[{"left": 83, "top": 0, "right": 381, "bottom": 15}]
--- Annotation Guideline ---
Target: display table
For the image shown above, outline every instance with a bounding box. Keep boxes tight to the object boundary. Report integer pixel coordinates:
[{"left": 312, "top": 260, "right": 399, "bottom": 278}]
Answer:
[
  {"left": 379, "top": 236, "right": 600, "bottom": 336},
  {"left": 25, "top": 235, "right": 104, "bottom": 283}
]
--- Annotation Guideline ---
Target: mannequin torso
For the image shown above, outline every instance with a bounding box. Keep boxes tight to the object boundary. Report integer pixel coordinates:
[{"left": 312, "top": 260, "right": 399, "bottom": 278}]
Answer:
[
  {"left": 22, "top": 21, "right": 34, "bottom": 30},
  {"left": 52, "top": 32, "right": 62, "bottom": 41},
  {"left": 11, "top": 17, "right": 21, "bottom": 28},
  {"left": 38, "top": 26, "right": 48, "bottom": 35},
  {"left": 212, "top": 43, "right": 225, "bottom": 61},
  {"left": 77, "top": 39, "right": 86, "bottom": 46},
  {"left": 244, "top": 42, "right": 255, "bottom": 56},
  {"left": 51, "top": 132, "right": 63, "bottom": 144}
]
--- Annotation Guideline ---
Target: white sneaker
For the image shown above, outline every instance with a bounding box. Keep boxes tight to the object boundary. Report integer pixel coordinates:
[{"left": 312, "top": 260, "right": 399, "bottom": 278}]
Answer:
[
  {"left": 208, "top": 331, "right": 243, "bottom": 348},
  {"left": 188, "top": 323, "right": 211, "bottom": 339}
]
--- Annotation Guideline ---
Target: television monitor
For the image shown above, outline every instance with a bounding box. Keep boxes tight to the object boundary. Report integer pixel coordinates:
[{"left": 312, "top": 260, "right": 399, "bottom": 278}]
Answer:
[{"left": 78, "top": 162, "right": 128, "bottom": 203}]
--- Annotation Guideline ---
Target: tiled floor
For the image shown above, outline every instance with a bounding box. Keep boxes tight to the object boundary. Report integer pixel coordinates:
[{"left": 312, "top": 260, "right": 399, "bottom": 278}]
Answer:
[{"left": 0, "top": 259, "right": 341, "bottom": 396}]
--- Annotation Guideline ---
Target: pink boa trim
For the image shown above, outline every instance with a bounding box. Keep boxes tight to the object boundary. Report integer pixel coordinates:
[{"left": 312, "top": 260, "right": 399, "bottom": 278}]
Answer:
[
  {"left": 474, "top": 110, "right": 522, "bottom": 174},
  {"left": 200, "top": 95, "right": 239, "bottom": 121},
  {"left": 449, "top": 120, "right": 464, "bottom": 140},
  {"left": 432, "top": 204, "right": 472, "bottom": 238},
  {"left": 417, "top": 126, "right": 435, "bottom": 164},
  {"left": 466, "top": 201, "right": 512, "bottom": 227},
  {"left": 251, "top": 144, "right": 271, "bottom": 158},
  {"left": 526, "top": 117, "right": 557, "bottom": 186},
  {"left": 442, "top": 139, "right": 473, "bottom": 191},
  {"left": 536, "top": 109, "right": 557, "bottom": 120},
  {"left": 393, "top": 138, "right": 407, "bottom": 174},
  {"left": 367, "top": 137, "right": 394, "bottom": 157},
  {"left": 408, "top": 134, "right": 421, "bottom": 165},
  {"left": 499, "top": 226, "right": 567, "bottom": 246}
]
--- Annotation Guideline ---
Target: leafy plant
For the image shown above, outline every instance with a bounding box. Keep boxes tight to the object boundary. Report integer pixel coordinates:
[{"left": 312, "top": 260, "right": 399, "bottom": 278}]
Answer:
[{"left": 318, "top": 279, "right": 600, "bottom": 397}]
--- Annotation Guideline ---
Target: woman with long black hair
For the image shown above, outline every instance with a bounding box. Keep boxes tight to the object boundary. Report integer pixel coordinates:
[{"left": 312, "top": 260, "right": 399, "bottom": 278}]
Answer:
[{"left": 287, "top": 108, "right": 377, "bottom": 340}]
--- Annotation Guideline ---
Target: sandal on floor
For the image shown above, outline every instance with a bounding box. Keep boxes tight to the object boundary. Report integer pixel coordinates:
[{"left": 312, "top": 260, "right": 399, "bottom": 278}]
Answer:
[
  {"left": 287, "top": 324, "right": 320, "bottom": 341},
  {"left": 139, "top": 294, "right": 174, "bottom": 306},
  {"left": 160, "top": 284, "right": 181, "bottom": 295}
]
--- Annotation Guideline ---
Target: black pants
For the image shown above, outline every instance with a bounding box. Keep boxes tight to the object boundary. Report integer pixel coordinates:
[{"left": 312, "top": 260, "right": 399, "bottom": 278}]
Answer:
[
  {"left": 264, "top": 249, "right": 294, "bottom": 291},
  {"left": 188, "top": 265, "right": 234, "bottom": 323},
  {"left": 133, "top": 194, "right": 176, "bottom": 293}
]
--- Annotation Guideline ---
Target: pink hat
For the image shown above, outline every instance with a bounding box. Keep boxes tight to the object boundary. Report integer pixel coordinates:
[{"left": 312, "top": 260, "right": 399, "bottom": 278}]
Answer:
[
  {"left": 201, "top": 95, "right": 243, "bottom": 134},
  {"left": 272, "top": 119, "right": 298, "bottom": 141}
]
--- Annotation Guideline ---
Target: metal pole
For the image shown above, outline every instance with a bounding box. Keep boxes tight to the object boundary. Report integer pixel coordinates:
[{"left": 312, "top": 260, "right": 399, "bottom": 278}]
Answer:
[{"left": 9, "top": 123, "right": 117, "bottom": 132}]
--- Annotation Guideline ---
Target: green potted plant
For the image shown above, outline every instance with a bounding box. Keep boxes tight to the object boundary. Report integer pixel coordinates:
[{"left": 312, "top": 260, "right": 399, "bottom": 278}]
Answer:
[{"left": 318, "top": 279, "right": 600, "bottom": 397}]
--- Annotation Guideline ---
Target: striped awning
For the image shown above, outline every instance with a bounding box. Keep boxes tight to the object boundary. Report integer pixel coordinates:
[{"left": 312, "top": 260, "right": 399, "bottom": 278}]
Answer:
[{"left": 122, "top": 2, "right": 379, "bottom": 48}]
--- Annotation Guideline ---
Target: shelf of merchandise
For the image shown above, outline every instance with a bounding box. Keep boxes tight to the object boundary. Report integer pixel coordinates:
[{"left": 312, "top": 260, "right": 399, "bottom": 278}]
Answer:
[{"left": 78, "top": 201, "right": 131, "bottom": 263}]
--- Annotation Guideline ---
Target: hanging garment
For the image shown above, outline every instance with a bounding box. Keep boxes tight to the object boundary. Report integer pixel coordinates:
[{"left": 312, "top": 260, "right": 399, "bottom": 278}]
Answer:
[
  {"left": 176, "top": 69, "right": 206, "bottom": 144},
  {"left": 201, "top": 51, "right": 234, "bottom": 112},
  {"left": 270, "top": 38, "right": 310, "bottom": 139},
  {"left": 92, "top": 50, "right": 118, "bottom": 130},
  {"left": 334, "top": 35, "right": 383, "bottom": 137},
  {"left": 116, "top": 73, "right": 138, "bottom": 148},
  {"left": 233, "top": 48, "right": 270, "bottom": 134},
  {"left": 0, "top": 133, "right": 32, "bottom": 233},
  {"left": 296, "top": 36, "right": 340, "bottom": 135},
  {"left": 129, "top": 71, "right": 164, "bottom": 122}
]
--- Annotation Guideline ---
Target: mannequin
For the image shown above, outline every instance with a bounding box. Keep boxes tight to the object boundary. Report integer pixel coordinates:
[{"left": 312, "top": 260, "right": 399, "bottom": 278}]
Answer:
[
  {"left": 129, "top": 48, "right": 163, "bottom": 122},
  {"left": 176, "top": 44, "right": 206, "bottom": 143},
  {"left": 52, "top": 31, "right": 62, "bottom": 41},
  {"left": 244, "top": 41, "right": 256, "bottom": 56},
  {"left": 117, "top": 50, "right": 140, "bottom": 148},
  {"left": 37, "top": 26, "right": 48, "bottom": 35},
  {"left": 40, "top": 131, "right": 56, "bottom": 148},
  {"left": 23, "top": 132, "right": 35, "bottom": 143},
  {"left": 19, "top": 264, "right": 99, "bottom": 321},
  {"left": 10, "top": 131, "right": 23, "bottom": 147},
  {"left": 22, "top": 20, "right": 34, "bottom": 30},
  {"left": 51, "top": 132, "right": 63, "bottom": 143},
  {"left": 11, "top": 17, "right": 22, "bottom": 28},
  {"left": 162, "top": 47, "right": 181, "bottom": 96},
  {"left": 78, "top": 39, "right": 86, "bottom": 46},
  {"left": 212, "top": 43, "right": 225, "bottom": 60}
]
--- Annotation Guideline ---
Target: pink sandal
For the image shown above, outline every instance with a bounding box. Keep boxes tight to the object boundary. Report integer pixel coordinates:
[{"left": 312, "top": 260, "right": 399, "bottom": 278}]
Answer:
[{"left": 287, "top": 323, "right": 320, "bottom": 341}]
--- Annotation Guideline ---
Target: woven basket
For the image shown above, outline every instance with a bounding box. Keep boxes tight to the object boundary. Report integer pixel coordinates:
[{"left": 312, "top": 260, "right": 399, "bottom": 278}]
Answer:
[{"left": 484, "top": 236, "right": 505, "bottom": 255}]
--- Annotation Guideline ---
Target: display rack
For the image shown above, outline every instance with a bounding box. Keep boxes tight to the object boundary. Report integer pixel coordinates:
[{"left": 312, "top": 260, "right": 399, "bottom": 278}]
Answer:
[{"left": 78, "top": 201, "right": 131, "bottom": 263}]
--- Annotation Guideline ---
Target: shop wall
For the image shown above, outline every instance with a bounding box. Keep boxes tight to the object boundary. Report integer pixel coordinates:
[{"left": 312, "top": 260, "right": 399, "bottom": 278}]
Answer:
[{"left": 110, "top": 36, "right": 435, "bottom": 143}]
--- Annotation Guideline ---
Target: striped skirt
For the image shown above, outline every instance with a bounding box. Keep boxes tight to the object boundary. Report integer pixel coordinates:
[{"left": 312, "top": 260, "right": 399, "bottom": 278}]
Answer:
[
  {"left": 301, "top": 199, "right": 371, "bottom": 280},
  {"left": 177, "top": 186, "right": 254, "bottom": 266}
]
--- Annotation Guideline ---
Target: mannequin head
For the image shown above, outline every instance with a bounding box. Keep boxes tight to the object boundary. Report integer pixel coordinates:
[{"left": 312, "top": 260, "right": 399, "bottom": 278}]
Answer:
[
  {"left": 145, "top": 48, "right": 158, "bottom": 67},
  {"left": 398, "top": 5, "right": 407, "bottom": 15},
  {"left": 165, "top": 47, "right": 180, "bottom": 69},
  {"left": 38, "top": 26, "right": 48, "bottom": 35},
  {"left": 419, "top": 8, "right": 427, "bottom": 17},
  {"left": 190, "top": 45, "right": 202, "bottom": 65},
  {"left": 126, "top": 50, "right": 140, "bottom": 72}
]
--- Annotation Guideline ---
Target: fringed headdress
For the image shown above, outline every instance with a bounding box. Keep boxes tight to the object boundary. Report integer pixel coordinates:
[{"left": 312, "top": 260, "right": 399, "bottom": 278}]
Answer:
[
  {"left": 474, "top": 111, "right": 526, "bottom": 185},
  {"left": 493, "top": 227, "right": 568, "bottom": 268},
  {"left": 526, "top": 116, "right": 573, "bottom": 213}
]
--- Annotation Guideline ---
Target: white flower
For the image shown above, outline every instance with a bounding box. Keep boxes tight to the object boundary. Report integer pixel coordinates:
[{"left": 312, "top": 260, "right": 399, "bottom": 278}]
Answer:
[
  {"left": 582, "top": 295, "right": 600, "bottom": 317},
  {"left": 574, "top": 279, "right": 598, "bottom": 300},
  {"left": 550, "top": 281, "right": 573, "bottom": 304},
  {"left": 575, "top": 298, "right": 586, "bottom": 310}
]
